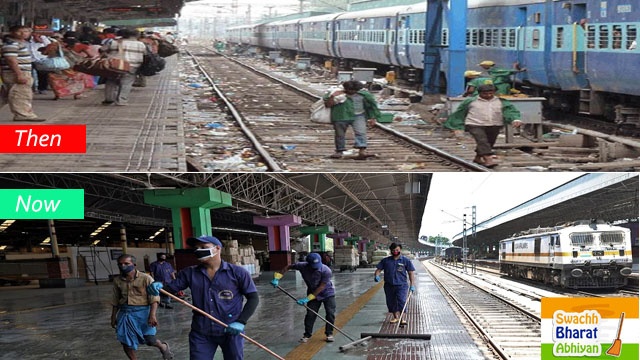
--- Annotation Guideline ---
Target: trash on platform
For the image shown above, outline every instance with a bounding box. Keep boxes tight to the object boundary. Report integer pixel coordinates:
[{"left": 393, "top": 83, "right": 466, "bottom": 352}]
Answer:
[{"left": 281, "top": 145, "right": 297, "bottom": 150}]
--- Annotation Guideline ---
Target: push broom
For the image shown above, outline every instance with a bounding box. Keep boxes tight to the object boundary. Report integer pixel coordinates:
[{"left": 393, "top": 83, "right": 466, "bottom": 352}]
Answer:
[
  {"left": 160, "top": 289, "right": 285, "bottom": 360},
  {"left": 606, "top": 312, "right": 625, "bottom": 356}
]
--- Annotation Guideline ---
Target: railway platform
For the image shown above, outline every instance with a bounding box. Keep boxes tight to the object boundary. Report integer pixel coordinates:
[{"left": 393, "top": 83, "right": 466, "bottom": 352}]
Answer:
[
  {"left": 0, "top": 260, "right": 489, "bottom": 360},
  {"left": 0, "top": 56, "right": 186, "bottom": 172}
]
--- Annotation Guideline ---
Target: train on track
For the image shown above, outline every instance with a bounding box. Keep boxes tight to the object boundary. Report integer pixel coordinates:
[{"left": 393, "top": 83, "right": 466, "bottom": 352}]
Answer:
[
  {"left": 499, "top": 220, "right": 633, "bottom": 289},
  {"left": 441, "top": 246, "right": 463, "bottom": 263},
  {"left": 226, "top": 0, "right": 639, "bottom": 122}
]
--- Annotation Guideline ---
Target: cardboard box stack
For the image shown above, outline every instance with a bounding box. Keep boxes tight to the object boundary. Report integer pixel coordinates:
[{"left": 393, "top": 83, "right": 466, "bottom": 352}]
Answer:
[
  {"left": 334, "top": 245, "right": 358, "bottom": 268},
  {"left": 221, "top": 240, "right": 260, "bottom": 277}
]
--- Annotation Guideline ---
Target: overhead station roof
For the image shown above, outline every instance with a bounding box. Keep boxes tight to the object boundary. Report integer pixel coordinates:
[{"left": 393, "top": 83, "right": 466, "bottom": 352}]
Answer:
[
  {"left": 0, "top": 173, "right": 430, "bottom": 250},
  {"left": 1, "top": 0, "right": 187, "bottom": 26},
  {"left": 451, "top": 173, "right": 639, "bottom": 250}
]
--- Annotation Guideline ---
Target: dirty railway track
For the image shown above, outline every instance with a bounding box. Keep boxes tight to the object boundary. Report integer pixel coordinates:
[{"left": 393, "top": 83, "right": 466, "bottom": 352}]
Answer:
[
  {"left": 184, "top": 47, "right": 480, "bottom": 172},
  {"left": 427, "top": 263, "right": 542, "bottom": 360}
]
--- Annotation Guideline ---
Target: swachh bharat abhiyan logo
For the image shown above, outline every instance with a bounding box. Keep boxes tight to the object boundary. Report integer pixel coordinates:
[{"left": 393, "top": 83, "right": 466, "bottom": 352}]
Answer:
[{"left": 541, "top": 298, "right": 638, "bottom": 359}]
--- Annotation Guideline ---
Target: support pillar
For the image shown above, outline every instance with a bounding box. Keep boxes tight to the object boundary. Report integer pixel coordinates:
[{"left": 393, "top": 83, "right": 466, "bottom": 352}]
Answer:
[
  {"left": 253, "top": 214, "right": 302, "bottom": 271},
  {"left": 328, "top": 231, "right": 350, "bottom": 246},
  {"left": 445, "top": 0, "right": 467, "bottom": 96},
  {"left": 357, "top": 239, "right": 368, "bottom": 253},
  {"left": 120, "top": 224, "right": 128, "bottom": 254},
  {"left": 47, "top": 219, "right": 60, "bottom": 258},
  {"left": 299, "top": 225, "right": 334, "bottom": 253},
  {"left": 144, "top": 188, "right": 232, "bottom": 249},
  {"left": 345, "top": 236, "right": 361, "bottom": 248}
]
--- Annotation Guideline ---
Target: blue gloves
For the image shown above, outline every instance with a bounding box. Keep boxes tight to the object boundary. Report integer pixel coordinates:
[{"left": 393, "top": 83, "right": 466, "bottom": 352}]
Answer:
[
  {"left": 410, "top": 285, "right": 416, "bottom": 293},
  {"left": 374, "top": 275, "right": 381, "bottom": 282},
  {"left": 296, "top": 297, "right": 310, "bottom": 306},
  {"left": 225, "top": 322, "right": 245, "bottom": 335},
  {"left": 271, "top": 272, "right": 283, "bottom": 288},
  {"left": 296, "top": 294, "right": 315, "bottom": 306},
  {"left": 147, "top": 282, "right": 163, "bottom": 296}
]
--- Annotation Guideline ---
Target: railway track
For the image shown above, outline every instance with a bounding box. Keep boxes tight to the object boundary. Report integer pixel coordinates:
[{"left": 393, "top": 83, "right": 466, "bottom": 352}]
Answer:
[
  {"left": 181, "top": 47, "right": 481, "bottom": 172},
  {"left": 183, "top": 43, "right": 640, "bottom": 172},
  {"left": 426, "top": 261, "right": 542, "bottom": 360}
]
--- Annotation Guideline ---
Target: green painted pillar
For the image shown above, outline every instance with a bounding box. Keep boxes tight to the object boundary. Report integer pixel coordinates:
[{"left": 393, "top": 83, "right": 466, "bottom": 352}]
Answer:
[
  {"left": 299, "top": 225, "right": 334, "bottom": 252},
  {"left": 345, "top": 236, "right": 361, "bottom": 247},
  {"left": 144, "top": 188, "right": 232, "bottom": 249}
]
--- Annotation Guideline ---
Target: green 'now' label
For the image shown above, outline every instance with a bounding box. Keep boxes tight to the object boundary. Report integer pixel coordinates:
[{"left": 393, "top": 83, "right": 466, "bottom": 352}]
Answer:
[{"left": 0, "top": 189, "right": 84, "bottom": 219}]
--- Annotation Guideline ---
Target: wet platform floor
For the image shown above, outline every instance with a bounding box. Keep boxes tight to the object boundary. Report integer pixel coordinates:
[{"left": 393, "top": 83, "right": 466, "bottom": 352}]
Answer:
[{"left": 0, "top": 261, "right": 487, "bottom": 359}]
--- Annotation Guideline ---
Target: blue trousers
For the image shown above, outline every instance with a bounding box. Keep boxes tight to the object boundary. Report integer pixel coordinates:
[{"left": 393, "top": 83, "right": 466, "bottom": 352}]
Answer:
[
  {"left": 189, "top": 329, "right": 244, "bottom": 360},
  {"left": 383, "top": 283, "right": 408, "bottom": 313}
]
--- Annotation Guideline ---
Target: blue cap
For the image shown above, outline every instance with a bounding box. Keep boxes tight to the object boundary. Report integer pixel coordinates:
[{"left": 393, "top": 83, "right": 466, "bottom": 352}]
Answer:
[
  {"left": 187, "top": 235, "right": 223, "bottom": 248},
  {"left": 306, "top": 253, "right": 322, "bottom": 269}
]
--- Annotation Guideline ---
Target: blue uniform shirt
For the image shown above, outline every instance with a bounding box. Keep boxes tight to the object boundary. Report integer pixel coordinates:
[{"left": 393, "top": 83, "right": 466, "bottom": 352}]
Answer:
[
  {"left": 376, "top": 255, "right": 415, "bottom": 286},
  {"left": 290, "top": 262, "right": 335, "bottom": 300},
  {"left": 149, "top": 260, "right": 175, "bottom": 283},
  {"left": 165, "top": 261, "right": 257, "bottom": 336}
]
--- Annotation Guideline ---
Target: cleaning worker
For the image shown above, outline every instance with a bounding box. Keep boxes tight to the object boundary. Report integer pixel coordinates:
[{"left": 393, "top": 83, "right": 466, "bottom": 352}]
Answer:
[
  {"left": 148, "top": 235, "right": 259, "bottom": 360},
  {"left": 373, "top": 243, "right": 416, "bottom": 325},
  {"left": 271, "top": 252, "right": 336, "bottom": 343},
  {"left": 478, "top": 60, "right": 527, "bottom": 96},
  {"left": 463, "top": 70, "right": 493, "bottom": 97}
]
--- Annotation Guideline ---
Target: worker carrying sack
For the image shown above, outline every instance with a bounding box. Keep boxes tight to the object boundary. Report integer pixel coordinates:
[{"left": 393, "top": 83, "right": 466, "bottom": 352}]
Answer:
[
  {"left": 157, "top": 40, "right": 179, "bottom": 57},
  {"left": 138, "top": 44, "right": 166, "bottom": 76}
]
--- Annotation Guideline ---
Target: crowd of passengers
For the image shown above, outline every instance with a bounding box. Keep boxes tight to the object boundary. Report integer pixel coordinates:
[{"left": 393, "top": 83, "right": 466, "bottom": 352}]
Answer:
[{"left": 0, "top": 24, "right": 177, "bottom": 122}]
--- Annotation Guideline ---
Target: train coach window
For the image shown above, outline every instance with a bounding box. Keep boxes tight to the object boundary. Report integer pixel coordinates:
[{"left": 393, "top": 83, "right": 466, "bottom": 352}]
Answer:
[
  {"left": 501, "top": 29, "right": 508, "bottom": 47},
  {"left": 586, "top": 25, "right": 596, "bottom": 48},
  {"left": 532, "top": 29, "right": 540, "bottom": 49},
  {"left": 569, "top": 232, "right": 594, "bottom": 246},
  {"left": 466, "top": 30, "right": 471, "bottom": 46},
  {"left": 490, "top": 29, "right": 499, "bottom": 47},
  {"left": 599, "top": 25, "right": 609, "bottom": 48},
  {"left": 626, "top": 24, "right": 637, "bottom": 50},
  {"left": 612, "top": 25, "right": 622, "bottom": 49},
  {"left": 556, "top": 27, "right": 564, "bottom": 48},
  {"left": 508, "top": 29, "right": 516, "bottom": 47},
  {"left": 471, "top": 29, "right": 479, "bottom": 46},
  {"left": 600, "top": 232, "right": 625, "bottom": 244}
]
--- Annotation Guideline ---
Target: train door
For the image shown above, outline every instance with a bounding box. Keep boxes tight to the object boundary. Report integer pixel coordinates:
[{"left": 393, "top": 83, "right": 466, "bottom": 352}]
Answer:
[
  {"left": 534, "top": 237, "right": 541, "bottom": 261},
  {"left": 549, "top": 234, "right": 558, "bottom": 265},
  {"left": 571, "top": 3, "right": 588, "bottom": 74},
  {"left": 296, "top": 22, "right": 303, "bottom": 52},
  {"left": 515, "top": 7, "right": 527, "bottom": 72},
  {"left": 396, "top": 15, "right": 409, "bottom": 66},
  {"left": 384, "top": 18, "right": 393, "bottom": 65},
  {"left": 326, "top": 21, "right": 334, "bottom": 57},
  {"left": 334, "top": 20, "right": 342, "bottom": 58}
]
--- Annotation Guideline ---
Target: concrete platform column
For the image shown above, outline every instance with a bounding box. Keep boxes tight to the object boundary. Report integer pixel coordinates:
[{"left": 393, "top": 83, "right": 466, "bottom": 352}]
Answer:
[
  {"left": 357, "top": 239, "right": 368, "bottom": 253},
  {"left": 253, "top": 214, "right": 302, "bottom": 271},
  {"left": 143, "top": 188, "right": 232, "bottom": 249},
  {"left": 328, "top": 231, "right": 350, "bottom": 246},
  {"left": 299, "top": 225, "right": 334, "bottom": 253}
]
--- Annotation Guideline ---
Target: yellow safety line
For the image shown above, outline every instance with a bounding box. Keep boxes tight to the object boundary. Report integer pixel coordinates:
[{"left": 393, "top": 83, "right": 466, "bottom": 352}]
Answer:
[{"left": 284, "top": 281, "right": 384, "bottom": 360}]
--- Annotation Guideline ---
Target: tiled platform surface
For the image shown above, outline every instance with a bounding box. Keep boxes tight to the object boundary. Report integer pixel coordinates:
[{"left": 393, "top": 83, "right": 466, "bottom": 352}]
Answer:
[
  {"left": 0, "top": 260, "right": 487, "bottom": 359},
  {"left": 0, "top": 56, "right": 185, "bottom": 172}
]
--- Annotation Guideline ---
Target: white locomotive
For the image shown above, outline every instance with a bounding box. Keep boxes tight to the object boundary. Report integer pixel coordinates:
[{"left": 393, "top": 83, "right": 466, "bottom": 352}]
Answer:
[{"left": 499, "top": 220, "right": 633, "bottom": 289}]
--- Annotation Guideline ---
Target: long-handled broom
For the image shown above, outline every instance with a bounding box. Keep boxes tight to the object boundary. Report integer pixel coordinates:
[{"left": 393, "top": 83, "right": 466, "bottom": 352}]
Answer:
[
  {"left": 276, "top": 285, "right": 358, "bottom": 342},
  {"left": 160, "top": 289, "right": 285, "bottom": 360},
  {"left": 606, "top": 312, "right": 625, "bottom": 356}
]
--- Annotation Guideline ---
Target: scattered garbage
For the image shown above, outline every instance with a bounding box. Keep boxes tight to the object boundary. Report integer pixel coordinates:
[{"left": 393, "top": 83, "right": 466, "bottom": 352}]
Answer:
[{"left": 281, "top": 145, "right": 297, "bottom": 150}]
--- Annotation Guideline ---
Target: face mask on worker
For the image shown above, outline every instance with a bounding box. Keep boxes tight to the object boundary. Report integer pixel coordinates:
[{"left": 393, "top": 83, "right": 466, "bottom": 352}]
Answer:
[
  {"left": 392, "top": 250, "right": 401, "bottom": 256},
  {"left": 195, "top": 247, "right": 217, "bottom": 260},
  {"left": 119, "top": 264, "right": 135, "bottom": 275}
]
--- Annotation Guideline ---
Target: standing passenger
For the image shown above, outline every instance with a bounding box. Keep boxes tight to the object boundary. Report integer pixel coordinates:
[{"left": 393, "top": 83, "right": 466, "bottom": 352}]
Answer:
[
  {"left": 270, "top": 252, "right": 336, "bottom": 343},
  {"left": 443, "top": 84, "right": 522, "bottom": 167},
  {"left": 0, "top": 25, "right": 46, "bottom": 121},
  {"left": 374, "top": 243, "right": 416, "bottom": 325},
  {"left": 149, "top": 235, "right": 259, "bottom": 360},
  {"left": 101, "top": 28, "right": 146, "bottom": 106},
  {"left": 149, "top": 253, "right": 176, "bottom": 309},
  {"left": 323, "top": 80, "right": 381, "bottom": 160},
  {"left": 111, "top": 254, "right": 174, "bottom": 360}
]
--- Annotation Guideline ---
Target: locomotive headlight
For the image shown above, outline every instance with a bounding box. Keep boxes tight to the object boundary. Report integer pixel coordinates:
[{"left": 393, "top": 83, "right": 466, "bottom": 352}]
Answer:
[{"left": 571, "top": 268, "right": 583, "bottom": 277}]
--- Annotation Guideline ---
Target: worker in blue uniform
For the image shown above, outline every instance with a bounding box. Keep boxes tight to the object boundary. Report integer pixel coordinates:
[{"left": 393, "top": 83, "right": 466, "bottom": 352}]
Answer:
[
  {"left": 148, "top": 235, "right": 259, "bottom": 360},
  {"left": 374, "top": 243, "right": 416, "bottom": 325},
  {"left": 271, "top": 252, "right": 337, "bottom": 343}
]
